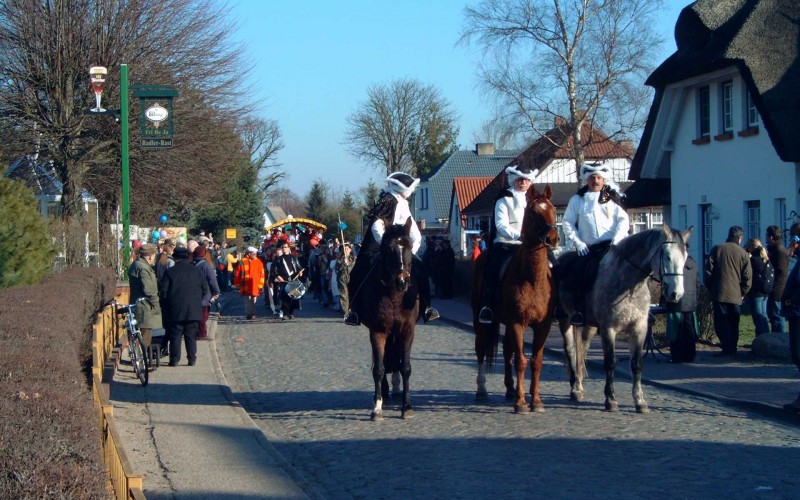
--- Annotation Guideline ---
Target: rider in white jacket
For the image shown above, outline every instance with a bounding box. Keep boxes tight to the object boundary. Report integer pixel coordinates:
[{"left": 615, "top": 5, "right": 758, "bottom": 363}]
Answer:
[{"left": 561, "top": 163, "right": 630, "bottom": 324}]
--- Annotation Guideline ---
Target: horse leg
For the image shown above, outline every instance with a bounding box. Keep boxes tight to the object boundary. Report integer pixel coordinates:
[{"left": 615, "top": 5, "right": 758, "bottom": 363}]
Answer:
[
  {"left": 528, "top": 321, "right": 552, "bottom": 412},
  {"left": 508, "top": 323, "right": 529, "bottom": 413},
  {"left": 391, "top": 371, "right": 402, "bottom": 400},
  {"left": 560, "top": 321, "right": 583, "bottom": 402},
  {"left": 600, "top": 328, "right": 619, "bottom": 412},
  {"left": 629, "top": 321, "right": 650, "bottom": 413},
  {"left": 401, "top": 327, "right": 415, "bottom": 419},
  {"left": 502, "top": 329, "right": 516, "bottom": 402},
  {"left": 370, "top": 333, "right": 387, "bottom": 421},
  {"left": 475, "top": 325, "right": 489, "bottom": 401}
]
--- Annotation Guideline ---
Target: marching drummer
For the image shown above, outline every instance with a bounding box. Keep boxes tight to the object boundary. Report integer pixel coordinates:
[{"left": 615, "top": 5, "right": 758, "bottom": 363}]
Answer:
[{"left": 270, "top": 240, "right": 305, "bottom": 320}]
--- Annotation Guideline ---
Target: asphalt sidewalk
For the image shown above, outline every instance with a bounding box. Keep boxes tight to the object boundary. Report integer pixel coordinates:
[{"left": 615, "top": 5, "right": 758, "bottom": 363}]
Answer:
[{"left": 109, "top": 293, "right": 800, "bottom": 498}]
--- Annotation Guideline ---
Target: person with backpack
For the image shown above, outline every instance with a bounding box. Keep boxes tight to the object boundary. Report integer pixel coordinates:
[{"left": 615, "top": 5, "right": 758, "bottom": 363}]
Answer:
[{"left": 745, "top": 238, "right": 774, "bottom": 337}]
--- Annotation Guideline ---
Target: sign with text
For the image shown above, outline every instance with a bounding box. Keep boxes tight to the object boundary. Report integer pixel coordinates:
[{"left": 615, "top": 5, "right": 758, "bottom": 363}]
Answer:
[
  {"left": 225, "top": 228, "right": 237, "bottom": 239},
  {"left": 132, "top": 84, "right": 179, "bottom": 149}
]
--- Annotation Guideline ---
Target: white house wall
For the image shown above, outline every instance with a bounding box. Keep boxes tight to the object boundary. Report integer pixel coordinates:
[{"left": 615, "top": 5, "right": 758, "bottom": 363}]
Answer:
[
  {"left": 536, "top": 158, "right": 631, "bottom": 184},
  {"left": 668, "top": 69, "right": 799, "bottom": 263}
]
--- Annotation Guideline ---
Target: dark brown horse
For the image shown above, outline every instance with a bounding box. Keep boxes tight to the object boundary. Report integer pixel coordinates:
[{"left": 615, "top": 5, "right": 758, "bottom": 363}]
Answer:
[
  {"left": 351, "top": 218, "right": 420, "bottom": 420},
  {"left": 471, "top": 185, "right": 558, "bottom": 413}
]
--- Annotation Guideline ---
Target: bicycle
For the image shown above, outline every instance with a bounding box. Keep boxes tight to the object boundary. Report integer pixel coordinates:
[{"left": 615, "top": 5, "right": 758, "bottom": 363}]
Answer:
[{"left": 114, "top": 297, "right": 150, "bottom": 386}]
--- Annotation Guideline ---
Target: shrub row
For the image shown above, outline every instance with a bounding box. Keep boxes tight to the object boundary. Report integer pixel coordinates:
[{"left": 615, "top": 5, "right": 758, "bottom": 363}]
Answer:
[{"left": 0, "top": 268, "right": 116, "bottom": 499}]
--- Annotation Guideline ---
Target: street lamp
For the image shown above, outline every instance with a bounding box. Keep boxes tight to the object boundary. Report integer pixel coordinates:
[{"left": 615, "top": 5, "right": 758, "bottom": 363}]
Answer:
[{"left": 88, "top": 64, "right": 130, "bottom": 268}]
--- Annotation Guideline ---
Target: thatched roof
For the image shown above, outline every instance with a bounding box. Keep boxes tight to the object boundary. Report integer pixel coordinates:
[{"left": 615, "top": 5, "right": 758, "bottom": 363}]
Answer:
[{"left": 631, "top": 0, "right": 800, "bottom": 178}]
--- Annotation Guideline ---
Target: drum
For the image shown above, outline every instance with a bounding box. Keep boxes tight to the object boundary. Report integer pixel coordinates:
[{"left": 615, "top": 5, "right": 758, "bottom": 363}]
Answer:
[{"left": 285, "top": 280, "right": 307, "bottom": 300}]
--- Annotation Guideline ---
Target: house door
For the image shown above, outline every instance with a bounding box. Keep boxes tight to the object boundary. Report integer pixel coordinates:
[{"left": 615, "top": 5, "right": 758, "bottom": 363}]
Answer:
[{"left": 700, "top": 204, "right": 713, "bottom": 276}]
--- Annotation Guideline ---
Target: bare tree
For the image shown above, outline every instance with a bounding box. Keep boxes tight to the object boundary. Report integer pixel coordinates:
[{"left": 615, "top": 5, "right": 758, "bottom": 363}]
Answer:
[
  {"left": 461, "top": 0, "right": 663, "bottom": 176},
  {"left": 0, "top": 0, "right": 255, "bottom": 264},
  {"left": 344, "top": 78, "right": 459, "bottom": 177},
  {"left": 238, "top": 116, "right": 285, "bottom": 195},
  {"left": 472, "top": 117, "right": 528, "bottom": 150}
]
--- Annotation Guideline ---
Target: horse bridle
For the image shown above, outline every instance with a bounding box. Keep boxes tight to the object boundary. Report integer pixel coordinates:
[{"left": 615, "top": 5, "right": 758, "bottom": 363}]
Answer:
[{"left": 620, "top": 240, "right": 684, "bottom": 283}]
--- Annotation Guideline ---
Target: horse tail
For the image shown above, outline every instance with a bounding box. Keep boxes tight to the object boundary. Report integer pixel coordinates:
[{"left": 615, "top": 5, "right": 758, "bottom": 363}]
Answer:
[
  {"left": 384, "top": 333, "right": 403, "bottom": 373},
  {"left": 483, "top": 322, "right": 501, "bottom": 369}
]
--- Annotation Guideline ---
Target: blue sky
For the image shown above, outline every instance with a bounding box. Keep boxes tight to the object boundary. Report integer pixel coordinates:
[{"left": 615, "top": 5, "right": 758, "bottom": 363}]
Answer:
[{"left": 228, "top": 0, "right": 687, "bottom": 198}]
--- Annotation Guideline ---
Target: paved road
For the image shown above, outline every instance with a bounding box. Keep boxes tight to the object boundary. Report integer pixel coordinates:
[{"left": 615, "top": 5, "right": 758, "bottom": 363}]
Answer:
[{"left": 216, "top": 296, "right": 800, "bottom": 499}]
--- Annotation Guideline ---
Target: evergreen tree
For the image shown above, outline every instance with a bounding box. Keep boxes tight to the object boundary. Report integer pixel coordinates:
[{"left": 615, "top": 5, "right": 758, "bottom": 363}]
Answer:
[
  {"left": 304, "top": 180, "right": 329, "bottom": 223},
  {"left": 194, "top": 163, "right": 263, "bottom": 244},
  {"left": 0, "top": 178, "right": 56, "bottom": 288}
]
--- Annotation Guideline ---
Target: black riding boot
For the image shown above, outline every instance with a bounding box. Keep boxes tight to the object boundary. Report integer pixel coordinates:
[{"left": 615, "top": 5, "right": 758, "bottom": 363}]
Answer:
[{"left": 414, "top": 256, "right": 439, "bottom": 323}]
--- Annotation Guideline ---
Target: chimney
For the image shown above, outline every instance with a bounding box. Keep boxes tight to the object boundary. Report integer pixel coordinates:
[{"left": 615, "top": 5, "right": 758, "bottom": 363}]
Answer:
[
  {"left": 476, "top": 143, "right": 495, "bottom": 156},
  {"left": 554, "top": 116, "right": 566, "bottom": 127}
]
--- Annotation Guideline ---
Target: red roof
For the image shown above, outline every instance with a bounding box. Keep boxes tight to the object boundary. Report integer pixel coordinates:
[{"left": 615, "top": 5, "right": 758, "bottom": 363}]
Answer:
[
  {"left": 453, "top": 177, "right": 493, "bottom": 213},
  {"left": 510, "top": 121, "right": 633, "bottom": 173}
]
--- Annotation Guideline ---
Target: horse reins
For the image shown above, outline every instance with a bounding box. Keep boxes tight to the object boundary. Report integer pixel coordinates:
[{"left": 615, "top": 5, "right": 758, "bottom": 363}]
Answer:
[{"left": 619, "top": 240, "right": 683, "bottom": 283}]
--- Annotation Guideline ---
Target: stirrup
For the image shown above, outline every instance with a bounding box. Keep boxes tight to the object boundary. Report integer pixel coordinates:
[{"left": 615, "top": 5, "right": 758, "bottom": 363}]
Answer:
[
  {"left": 424, "top": 307, "right": 440, "bottom": 323},
  {"left": 344, "top": 311, "right": 360, "bottom": 326},
  {"left": 478, "top": 307, "right": 493, "bottom": 324}
]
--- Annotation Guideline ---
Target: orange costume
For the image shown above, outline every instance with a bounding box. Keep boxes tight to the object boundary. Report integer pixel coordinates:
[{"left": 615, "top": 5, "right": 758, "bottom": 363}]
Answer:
[
  {"left": 235, "top": 254, "right": 265, "bottom": 297},
  {"left": 236, "top": 248, "right": 266, "bottom": 320}
]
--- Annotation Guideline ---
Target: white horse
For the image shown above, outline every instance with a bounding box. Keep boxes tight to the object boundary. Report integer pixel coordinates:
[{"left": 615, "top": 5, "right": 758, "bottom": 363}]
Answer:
[{"left": 556, "top": 225, "right": 692, "bottom": 413}]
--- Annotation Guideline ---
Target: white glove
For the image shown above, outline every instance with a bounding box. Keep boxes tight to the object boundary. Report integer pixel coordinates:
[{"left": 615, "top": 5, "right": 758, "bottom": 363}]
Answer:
[{"left": 574, "top": 240, "right": 589, "bottom": 256}]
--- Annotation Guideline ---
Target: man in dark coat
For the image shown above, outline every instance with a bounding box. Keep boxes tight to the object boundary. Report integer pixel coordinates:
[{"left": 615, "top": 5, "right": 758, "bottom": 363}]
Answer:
[
  {"left": 704, "top": 226, "right": 752, "bottom": 356},
  {"left": 766, "top": 225, "right": 789, "bottom": 333},
  {"left": 159, "top": 246, "right": 209, "bottom": 366}
]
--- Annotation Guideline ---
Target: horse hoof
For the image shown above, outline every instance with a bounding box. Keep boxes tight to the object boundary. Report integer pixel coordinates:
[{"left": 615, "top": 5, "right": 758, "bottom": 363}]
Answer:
[
  {"left": 402, "top": 407, "right": 415, "bottom": 419},
  {"left": 475, "top": 390, "right": 489, "bottom": 402},
  {"left": 570, "top": 391, "right": 584, "bottom": 402},
  {"left": 514, "top": 404, "right": 530, "bottom": 414},
  {"left": 530, "top": 403, "right": 545, "bottom": 413},
  {"left": 636, "top": 404, "right": 650, "bottom": 414},
  {"left": 605, "top": 400, "right": 619, "bottom": 412},
  {"left": 370, "top": 410, "right": 384, "bottom": 421}
]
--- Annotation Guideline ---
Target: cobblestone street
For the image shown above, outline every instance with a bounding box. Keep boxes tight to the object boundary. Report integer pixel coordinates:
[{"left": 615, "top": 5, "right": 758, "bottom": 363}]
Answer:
[{"left": 215, "top": 297, "right": 800, "bottom": 499}]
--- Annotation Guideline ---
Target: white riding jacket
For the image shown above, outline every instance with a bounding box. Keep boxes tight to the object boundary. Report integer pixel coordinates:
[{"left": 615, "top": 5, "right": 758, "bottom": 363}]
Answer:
[
  {"left": 370, "top": 192, "right": 422, "bottom": 254},
  {"left": 562, "top": 191, "right": 629, "bottom": 248},
  {"left": 493, "top": 188, "right": 527, "bottom": 245}
]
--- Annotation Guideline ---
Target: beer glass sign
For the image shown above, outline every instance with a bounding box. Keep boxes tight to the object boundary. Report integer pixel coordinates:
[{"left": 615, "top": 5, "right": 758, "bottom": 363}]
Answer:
[{"left": 89, "top": 66, "right": 107, "bottom": 112}]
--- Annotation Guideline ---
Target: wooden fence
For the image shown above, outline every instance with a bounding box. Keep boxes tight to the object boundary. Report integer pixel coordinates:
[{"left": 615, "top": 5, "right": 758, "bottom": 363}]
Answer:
[{"left": 91, "top": 285, "right": 146, "bottom": 500}]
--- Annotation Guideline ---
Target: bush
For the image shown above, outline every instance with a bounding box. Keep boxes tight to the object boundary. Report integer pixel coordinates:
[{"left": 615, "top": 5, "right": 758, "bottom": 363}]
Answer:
[
  {"left": 0, "top": 177, "right": 56, "bottom": 288},
  {"left": 0, "top": 267, "right": 116, "bottom": 499}
]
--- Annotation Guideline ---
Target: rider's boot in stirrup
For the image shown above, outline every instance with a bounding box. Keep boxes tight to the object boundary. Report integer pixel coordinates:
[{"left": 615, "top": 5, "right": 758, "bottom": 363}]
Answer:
[
  {"left": 424, "top": 306, "right": 440, "bottom": 323},
  {"left": 344, "top": 311, "right": 360, "bottom": 326},
  {"left": 478, "top": 306, "right": 493, "bottom": 324}
]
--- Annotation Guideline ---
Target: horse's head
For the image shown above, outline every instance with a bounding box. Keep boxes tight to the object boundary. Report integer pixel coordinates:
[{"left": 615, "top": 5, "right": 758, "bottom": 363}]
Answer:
[
  {"left": 656, "top": 224, "right": 693, "bottom": 303},
  {"left": 379, "top": 218, "right": 414, "bottom": 292},
  {"left": 522, "top": 184, "right": 558, "bottom": 248}
]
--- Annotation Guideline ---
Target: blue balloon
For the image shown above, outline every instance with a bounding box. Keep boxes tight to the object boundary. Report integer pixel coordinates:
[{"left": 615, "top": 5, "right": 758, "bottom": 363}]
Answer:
[
  {"left": 160, "top": 214, "right": 168, "bottom": 223},
  {"left": 152, "top": 230, "right": 160, "bottom": 239},
  {"left": 339, "top": 222, "right": 348, "bottom": 230}
]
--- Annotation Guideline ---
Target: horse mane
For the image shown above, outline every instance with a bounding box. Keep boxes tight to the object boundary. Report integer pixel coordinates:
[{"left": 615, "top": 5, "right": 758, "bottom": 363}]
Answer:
[{"left": 613, "top": 226, "right": 686, "bottom": 263}]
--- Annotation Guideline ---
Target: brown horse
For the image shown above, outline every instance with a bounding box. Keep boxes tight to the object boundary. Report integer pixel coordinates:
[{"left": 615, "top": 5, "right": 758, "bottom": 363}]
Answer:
[
  {"left": 471, "top": 185, "right": 558, "bottom": 413},
  {"left": 351, "top": 218, "right": 420, "bottom": 420}
]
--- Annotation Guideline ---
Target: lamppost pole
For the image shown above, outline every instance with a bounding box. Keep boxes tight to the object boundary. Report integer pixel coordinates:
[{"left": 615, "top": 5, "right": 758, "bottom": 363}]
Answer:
[{"left": 121, "top": 64, "right": 130, "bottom": 266}]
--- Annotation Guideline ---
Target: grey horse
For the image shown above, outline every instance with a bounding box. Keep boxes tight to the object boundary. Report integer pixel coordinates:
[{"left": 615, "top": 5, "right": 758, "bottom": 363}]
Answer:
[{"left": 556, "top": 225, "right": 692, "bottom": 413}]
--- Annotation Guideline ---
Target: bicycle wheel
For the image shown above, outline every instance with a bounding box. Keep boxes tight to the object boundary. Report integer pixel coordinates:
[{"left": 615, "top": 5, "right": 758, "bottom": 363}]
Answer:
[{"left": 130, "top": 333, "right": 150, "bottom": 386}]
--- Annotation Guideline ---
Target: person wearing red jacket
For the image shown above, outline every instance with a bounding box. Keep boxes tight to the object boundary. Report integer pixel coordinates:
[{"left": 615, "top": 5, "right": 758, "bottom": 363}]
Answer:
[{"left": 235, "top": 246, "right": 266, "bottom": 320}]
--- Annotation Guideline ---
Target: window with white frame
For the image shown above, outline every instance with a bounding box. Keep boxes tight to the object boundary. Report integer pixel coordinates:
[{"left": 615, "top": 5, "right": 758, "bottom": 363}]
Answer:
[
  {"left": 697, "top": 86, "right": 711, "bottom": 138},
  {"left": 679, "top": 205, "right": 688, "bottom": 230},
  {"left": 701, "top": 204, "right": 713, "bottom": 257},
  {"left": 651, "top": 211, "right": 663, "bottom": 228},
  {"left": 746, "top": 91, "right": 760, "bottom": 128},
  {"left": 630, "top": 211, "right": 649, "bottom": 234},
  {"left": 746, "top": 200, "right": 760, "bottom": 240},
  {"left": 721, "top": 81, "right": 733, "bottom": 132},
  {"left": 776, "top": 198, "right": 787, "bottom": 246}
]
